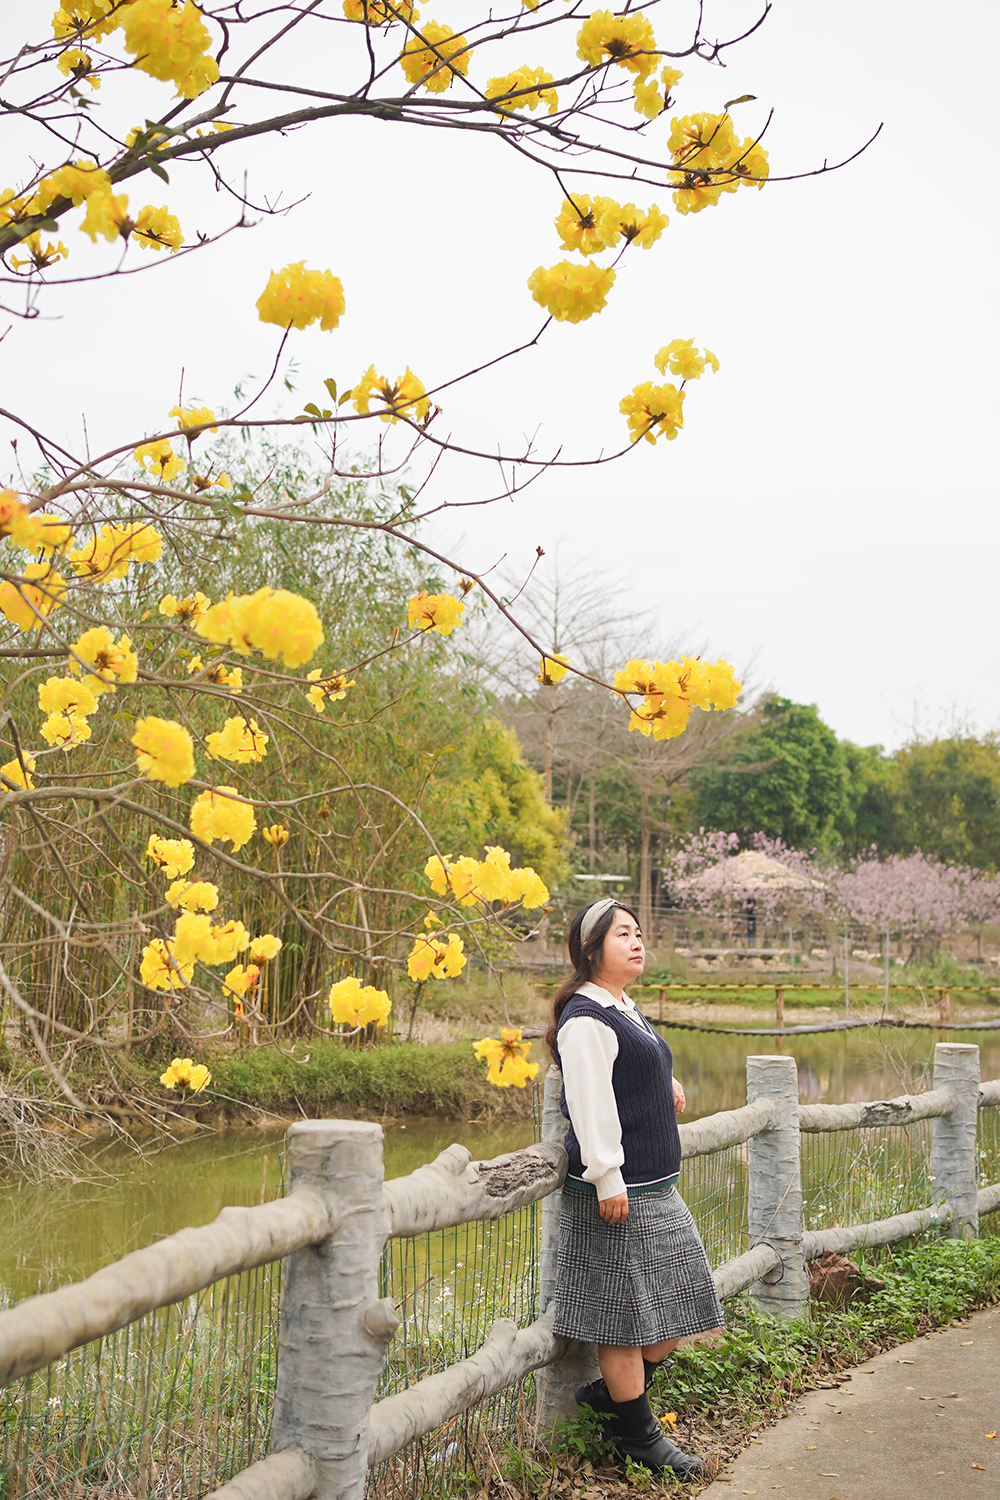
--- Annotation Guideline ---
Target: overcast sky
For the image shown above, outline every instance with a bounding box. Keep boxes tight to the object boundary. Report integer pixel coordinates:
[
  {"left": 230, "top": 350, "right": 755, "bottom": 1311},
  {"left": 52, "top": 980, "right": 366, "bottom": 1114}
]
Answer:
[{"left": 4, "top": 2, "right": 998, "bottom": 752}]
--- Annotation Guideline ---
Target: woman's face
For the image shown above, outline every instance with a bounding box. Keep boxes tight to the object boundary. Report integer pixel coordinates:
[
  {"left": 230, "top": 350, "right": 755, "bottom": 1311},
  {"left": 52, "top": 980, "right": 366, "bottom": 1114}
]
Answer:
[{"left": 593, "top": 908, "right": 645, "bottom": 990}]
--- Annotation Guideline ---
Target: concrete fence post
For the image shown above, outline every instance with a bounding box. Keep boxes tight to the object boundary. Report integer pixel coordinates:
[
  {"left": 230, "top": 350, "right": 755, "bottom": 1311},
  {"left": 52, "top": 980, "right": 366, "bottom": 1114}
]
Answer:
[
  {"left": 746, "top": 1055, "right": 809, "bottom": 1318},
  {"left": 270, "top": 1120, "right": 398, "bottom": 1500},
  {"left": 534, "top": 1064, "right": 600, "bottom": 1438},
  {"left": 931, "top": 1042, "right": 980, "bottom": 1239}
]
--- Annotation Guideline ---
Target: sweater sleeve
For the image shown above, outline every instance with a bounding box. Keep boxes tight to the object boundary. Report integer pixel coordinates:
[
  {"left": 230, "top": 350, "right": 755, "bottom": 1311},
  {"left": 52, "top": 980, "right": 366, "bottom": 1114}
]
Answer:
[{"left": 558, "top": 1015, "right": 626, "bottom": 1200}]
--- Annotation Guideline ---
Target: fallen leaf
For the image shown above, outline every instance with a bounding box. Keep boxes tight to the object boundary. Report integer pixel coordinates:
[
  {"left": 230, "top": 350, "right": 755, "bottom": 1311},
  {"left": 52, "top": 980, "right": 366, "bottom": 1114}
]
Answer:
[
  {"left": 897, "top": 1359, "right": 915, "bottom": 1364},
  {"left": 742, "top": 1491, "right": 757, "bottom": 1495},
  {"left": 818, "top": 1472, "right": 840, "bottom": 1478},
  {"left": 972, "top": 1463, "right": 985, "bottom": 1470},
  {"left": 805, "top": 1446, "right": 817, "bottom": 1452},
  {"left": 864, "top": 1429, "right": 876, "bottom": 1434},
  {"left": 961, "top": 1340, "right": 975, "bottom": 1346}
]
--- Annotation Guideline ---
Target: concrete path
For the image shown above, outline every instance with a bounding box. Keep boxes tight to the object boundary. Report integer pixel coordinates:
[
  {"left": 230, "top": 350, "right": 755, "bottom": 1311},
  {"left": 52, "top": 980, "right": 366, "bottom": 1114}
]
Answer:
[{"left": 699, "top": 1305, "right": 1000, "bottom": 1499}]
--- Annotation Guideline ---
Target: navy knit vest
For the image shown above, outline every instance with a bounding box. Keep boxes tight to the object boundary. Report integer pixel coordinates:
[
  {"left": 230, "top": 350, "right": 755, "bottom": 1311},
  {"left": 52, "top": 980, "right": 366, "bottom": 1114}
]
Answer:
[{"left": 553, "top": 996, "right": 681, "bottom": 1191}]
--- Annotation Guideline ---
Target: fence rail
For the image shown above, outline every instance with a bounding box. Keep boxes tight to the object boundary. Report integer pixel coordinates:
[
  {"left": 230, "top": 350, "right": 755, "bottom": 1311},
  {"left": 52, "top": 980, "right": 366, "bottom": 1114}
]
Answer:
[{"left": 1, "top": 1042, "right": 999, "bottom": 1500}]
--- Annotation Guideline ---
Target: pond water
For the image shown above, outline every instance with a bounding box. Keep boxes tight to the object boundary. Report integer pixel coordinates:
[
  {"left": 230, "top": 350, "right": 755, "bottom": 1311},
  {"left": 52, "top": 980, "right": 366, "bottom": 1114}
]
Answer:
[{"left": 3, "top": 1024, "right": 999, "bottom": 1306}]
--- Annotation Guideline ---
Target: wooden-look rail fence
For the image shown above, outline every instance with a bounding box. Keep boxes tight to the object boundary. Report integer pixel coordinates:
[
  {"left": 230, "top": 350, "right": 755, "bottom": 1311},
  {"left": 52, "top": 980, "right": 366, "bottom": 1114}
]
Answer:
[{"left": 1, "top": 1041, "right": 999, "bottom": 1500}]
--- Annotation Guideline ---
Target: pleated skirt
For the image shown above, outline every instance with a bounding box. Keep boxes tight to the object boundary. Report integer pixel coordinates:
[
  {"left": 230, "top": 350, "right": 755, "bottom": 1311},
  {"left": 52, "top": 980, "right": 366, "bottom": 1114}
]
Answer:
[{"left": 551, "top": 1183, "right": 724, "bottom": 1346}]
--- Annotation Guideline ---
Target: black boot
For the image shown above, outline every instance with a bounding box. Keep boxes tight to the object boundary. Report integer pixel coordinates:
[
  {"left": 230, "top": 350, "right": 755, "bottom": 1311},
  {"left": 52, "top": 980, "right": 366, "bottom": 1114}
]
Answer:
[
  {"left": 612, "top": 1392, "right": 705, "bottom": 1480},
  {"left": 642, "top": 1357, "right": 665, "bottom": 1390}
]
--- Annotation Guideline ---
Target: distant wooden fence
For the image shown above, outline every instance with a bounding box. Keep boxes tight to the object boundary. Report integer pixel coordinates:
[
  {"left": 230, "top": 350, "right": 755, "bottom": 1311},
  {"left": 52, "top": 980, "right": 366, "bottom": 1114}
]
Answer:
[{"left": 1, "top": 1042, "right": 998, "bottom": 1500}]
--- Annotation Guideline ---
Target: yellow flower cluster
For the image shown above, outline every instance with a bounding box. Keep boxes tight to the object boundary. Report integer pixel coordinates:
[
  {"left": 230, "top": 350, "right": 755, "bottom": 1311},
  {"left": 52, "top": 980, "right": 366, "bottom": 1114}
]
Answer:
[
  {"left": 159, "top": 591, "right": 211, "bottom": 624},
  {"left": 485, "top": 66, "right": 558, "bottom": 116},
  {"left": 166, "top": 879, "right": 220, "bottom": 912},
  {"left": 120, "top": 0, "right": 220, "bottom": 100},
  {"left": 0, "top": 493, "right": 73, "bottom": 555},
  {"left": 1, "top": 753, "right": 35, "bottom": 792},
  {"left": 190, "top": 786, "right": 257, "bottom": 851},
  {"left": 576, "top": 10, "right": 671, "bottom": 117},
  {"left": 147, "top": 834, "right": 195, "bottom": 879},
  {"left": 140, "top": 939, "right": 194, "bottom": 990},
  {"left": 328, "top": 976, "right": 392, "bottom": 1028},
  {"left": 0, "top": 561, "right": 67, "bottom": 632},
  {"left": 633, "top": 66, "right": 683, "bottom": 121},
  {"left": 407, "top": 932, "right": 465, "bottom": 981},
  {"left": 262, "top": 823, "right": 289, "bottom": 849},
  {"left": 527, "top": 262, "right": 615, "bottom": 324},
  {"left": 134, "top": 439, "right": 184, "bottom": 482},
  {"left": 68, "top": 625, "right": 138, "bottom": 694},
  {"left": 619, "top": 381, "right": 685, "bottom": 445},
  {"left": 399, "top": 22, "right": 471, "bottom": 93},
  {"left": 614, "top": 657, "right": 742, "bottom": 740},
  {"left": 52, "top": 3, "right": 119, "bottom": 43},
  {"left": 655, "top": 339, "right": 719, "bottom": 381},
  {"left": 38, "top": 637, "right": 138, "bottom": 746},
  {"left": 352, "top": 366, "right": 430, "bottom": 424},
  {"left": 538, "top": 654, "right": 570, "bottom": 686},
  {"left": 206, "top": 716, "right": 269, "bottom": 764},
  {"left": 188, "top": 657, "right": 244, "bottom": 691},
  {"left": 10, "top": 234, "right": 70, "bottom": 274},
  {"left": 554, "top": 196, "right": 668, "bottom": 258},
  {"left": 132, "top": 716, "right": 197, "bottom": 786},
  {"left": 170, "top": 406, "right": 217, "bottom": 436},
  {"left": 256, "top": 262, "right": 345, "bottom": 332},
  {"left": 224, "top": 963, "right": 260, "bottom": 1002},
  {"left": 173, "top": 912, "right": 251, "bottom": 967},
  {"left": 250, "top": 933, "right": 282, "bottom": 962},
  {"left": 306, "top": 670, "right": 356, "bottom": 713},
  {"left": 133, "top": 205, "right": 183, "bottom": 252},
  {"left": 195, "top": 588, "right": 324, "bottom": 668},
  {"left": 38, "top": 673, "right": 97, "bottom": 748},
  {"left": 68, "top": 520, "right": 163, "bottom": 580},
  {"left": 668, "top": 112, "right": 769, "bottom": 215},
  {"left": 159, "top": 1057, "right": 212, "bottom": 1091},
  {"left": 473, "top": 1028, "right": 539, "bottom": 1089},
  {"left": 343, "top": 0, "right": 418, "bottom": 22},
  {"left": 407, "top": 591, "right": 464, "bottom": 637},
  {"left": 424, "top": 847, "right": 549, "bottom": 909}
]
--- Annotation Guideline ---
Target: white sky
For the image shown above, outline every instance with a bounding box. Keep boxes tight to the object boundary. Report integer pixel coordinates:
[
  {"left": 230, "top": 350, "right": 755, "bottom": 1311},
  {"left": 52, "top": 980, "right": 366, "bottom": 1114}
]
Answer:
[{"left": 4, "top": 1, "right": 998, "bottom": 752}]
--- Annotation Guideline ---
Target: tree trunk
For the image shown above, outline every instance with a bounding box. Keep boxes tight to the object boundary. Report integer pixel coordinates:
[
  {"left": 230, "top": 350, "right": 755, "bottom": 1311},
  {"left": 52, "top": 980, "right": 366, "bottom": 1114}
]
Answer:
[
  {"left": 543, "top": 686, "right": 555, "bottom": 803},
  {"left": 639, "top": 782, "right": 652, "bottom": 941},
  {"left": 588, "top": 779, "right": 596, "bottom": 875}
]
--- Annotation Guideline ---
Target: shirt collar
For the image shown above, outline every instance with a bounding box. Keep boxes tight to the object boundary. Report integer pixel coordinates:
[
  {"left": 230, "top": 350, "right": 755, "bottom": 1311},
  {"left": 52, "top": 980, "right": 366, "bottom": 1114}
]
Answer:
[{"left": 576, "top": 979, "right": 638, "bottom": 1012}]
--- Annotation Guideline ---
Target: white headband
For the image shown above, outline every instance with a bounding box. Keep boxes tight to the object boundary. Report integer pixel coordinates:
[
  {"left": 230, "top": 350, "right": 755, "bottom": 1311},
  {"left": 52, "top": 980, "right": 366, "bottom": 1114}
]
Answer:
[{"left": 580, "top": 896, "right": 620, "bottom": 945}]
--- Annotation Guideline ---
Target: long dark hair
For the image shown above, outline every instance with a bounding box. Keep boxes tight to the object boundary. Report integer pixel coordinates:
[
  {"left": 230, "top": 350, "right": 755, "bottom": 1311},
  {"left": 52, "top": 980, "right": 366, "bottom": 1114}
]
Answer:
[{"left": 543, "top": 900, "right": 641, "bottom": 1059}]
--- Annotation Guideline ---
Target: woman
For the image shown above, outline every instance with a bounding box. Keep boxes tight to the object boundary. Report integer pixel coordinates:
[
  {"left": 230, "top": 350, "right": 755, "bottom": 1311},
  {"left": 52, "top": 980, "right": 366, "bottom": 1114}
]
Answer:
[{"left": 546, "top": 897, "right": 724, "bottom": 1479}]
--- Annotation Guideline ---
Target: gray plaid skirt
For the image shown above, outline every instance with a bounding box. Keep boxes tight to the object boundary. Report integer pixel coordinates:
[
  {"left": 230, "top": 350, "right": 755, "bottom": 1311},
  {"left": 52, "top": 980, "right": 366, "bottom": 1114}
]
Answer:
[{"left": 551, "top": 1183, "right": 724, "bottom": 1346}]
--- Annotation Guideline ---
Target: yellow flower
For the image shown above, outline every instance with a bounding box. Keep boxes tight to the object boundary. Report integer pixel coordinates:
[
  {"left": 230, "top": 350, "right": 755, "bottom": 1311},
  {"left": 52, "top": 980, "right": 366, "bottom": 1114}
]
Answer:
[
  {"left": 56, "top": 46, "right": 100, "bottom": 88},
  {"left": 223, "top": 963, "right": 260, "bottom": 999},
  {"left": 159, "top": 1056, "right": 212, "bottom": 1091},
  {"left": 188, "top": 657, "right": 244, "bottom": 692},
  {"left": 0, "top": 562, "right": 67, "bottom": 631},
  {"left": 407, "top": 591, "right": 464, "bottom": 636},
  {"left": 406, "top": 932, "right": 465, "bottom": 981},
  {"left": 424, "top": 853, "right": 487, "bottom": 906},
  {"left": 173, "top": 911, "right": 250, "bottom": 967},
  {"left": 249, "top": 934, "right": 282, "bottom": 963},
  {"left": 166, "top": 879, "right": 220, "bottom": 912},
  {"left": 614, "top": 659, "right": 677, "bottom": 696},
  {"left": 554, "top": 195, "right": 621, "bottom": 257},
  {"left": 423, "top": 908, "right": 442, "bottom": 929},
  {"left": 40, "top": 711, "right": 92, "bottom": 748},
  {"left": 343, "top": 0, "right": 418, "bottom": 23},
  {"left": 399, "top": 22, "right": 471, "bottom": 93},
  {"left": 477, "top": 844, "right": 514, "bottom": 902},
  {"left": 146, "top": 834, "right": 195, "bottom": 879},
  {"left": 169, "top": 406, "right": 217, "bottom": 435},
  {"left": 68, "top": 522, "right": 162, "bottom": 580},
  {"left": 256, "top": 262, "right": 345, "bottom": 332},
  {"left": 38, "top": 676, "right": 99, "bottom": 719},
  {"left": 619, "top": 381, "right": 685, "bottom": 444},
  {"left": 727, "top": 137, "right": 769, "bottom": 189},
  {"left": 654, "top": 339, "right": 719, "bottom": 381},
  {"left": 576, "top": 11, "right": 658, "bottom": 76},
  {"left": 134, "top": 439, "right": 184, "bottom": 482},
  {"left": 132, "top": 717, "right": 196, "bottom": 787},
  {"left": 615, "top": 203, "right": 669, "bottom": 250},
  {"left": 141, "top": 940, "right": 194, "bottom": 991},
  {"left": 206, "top": 715, "right": 269, "bottom": 764},
  {"left": 9, "top": 235, "right": 70, "bottom": 274},
  {"left": 194, "top": 588, "right": 324, "bottom": 668},
  {"left": 328, "top": 976, "right": 392, "bottom": 1027},
  {"left": 527, "top": 262, "right": 615, "bottom": 323},
  {"left": 120, "top": 0, "right": 220, "bottom": 99},
  {"left": 159, "top": 591, "right": 211, "bottom": 624},
  {"left": 485, "top": 66, "right": 558, "bottom": 116},
  {"left": 133, "top": 204, "right": 183, "bottom": 251},
  {"left": 305, "top": 670, "right": 356, "bottom": 713},
  {"left": 190, "top": 786, "right": 256, "bottom": 851},
  {"left": 473, "top": 1028, "right": 539, "bottom": 1088},
  {"left": 66, "top": 626, "right": 138, "bottom": 694},
  {"left": 615, "top": 656, "right": 740, "bottom": 739},
  {"left": 351, "top": 365, "right": 430, "bottom": 424},
  {"left": 1, "top": 498, "right": 73, "bottom": 554},
  {"left": 262, "top": 823, "right": 289, "bottom": 849},
  {"left": 537, "top": 654, "right": 569, "bottom": 686},
  {"left": 506, "top": 867, "right": 550, "bottom": 910},
  {"left": 669, "top": 172, "right": 725, "bottom": 216},
  {"left": 1, "top": 753, "right": 35, "bottom": 791},
  {"left": 633, "top": 66, "right": 682, "bottom": 121},
  {"left": 668, "top": 112, "right": 737, "bottom": 172}
]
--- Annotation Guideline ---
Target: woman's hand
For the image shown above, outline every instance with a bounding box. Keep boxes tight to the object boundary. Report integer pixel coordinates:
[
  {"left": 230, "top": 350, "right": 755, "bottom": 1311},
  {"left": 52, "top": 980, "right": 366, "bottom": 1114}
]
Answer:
[
  {"left": 599, "top": 1192, "right": 629, "bottom": 1224},
  {"left": 673, "top": 1077, "right": 686, "bottom": 1114}
]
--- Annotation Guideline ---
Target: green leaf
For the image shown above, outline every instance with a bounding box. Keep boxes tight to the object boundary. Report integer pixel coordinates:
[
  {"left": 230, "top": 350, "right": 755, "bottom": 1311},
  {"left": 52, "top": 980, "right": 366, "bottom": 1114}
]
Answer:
[
  {"left": 148, "top": 162, "right": 170, "bottom": 183},
  {"left": 724, "top": 94, "right": 757, "bottom": 109},
  {"left": 302, "top": 402, "right": 322, "bottom": 418},
  {"left": 323, "top": 377, "right": 338, "bottom": 401},
  {"left": 338, "top": 389, "right": 355, "bottom": 407}
]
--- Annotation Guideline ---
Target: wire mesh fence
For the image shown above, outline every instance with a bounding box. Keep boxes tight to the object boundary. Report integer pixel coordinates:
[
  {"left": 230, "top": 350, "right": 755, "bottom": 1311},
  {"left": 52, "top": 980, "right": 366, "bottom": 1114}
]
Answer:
[
  {"left": 679, "top": 1144, "right": 748, "bottom": 1268},
  {"left": 800, "top": 1123, "right": 934, "bottom": 1231},
  {"left": 979, "top": 1102, "right": 1000, "bottom": 1188},
  {"left": 0, "top": 1263, "right": 278, "bottom": 1500}
]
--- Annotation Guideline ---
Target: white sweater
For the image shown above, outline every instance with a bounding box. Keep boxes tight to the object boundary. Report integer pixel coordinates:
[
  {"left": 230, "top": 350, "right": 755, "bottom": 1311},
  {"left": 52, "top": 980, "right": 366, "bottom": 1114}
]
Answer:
[{"left": 559, "top": 980, "right": 653, "bottom": 1202}]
